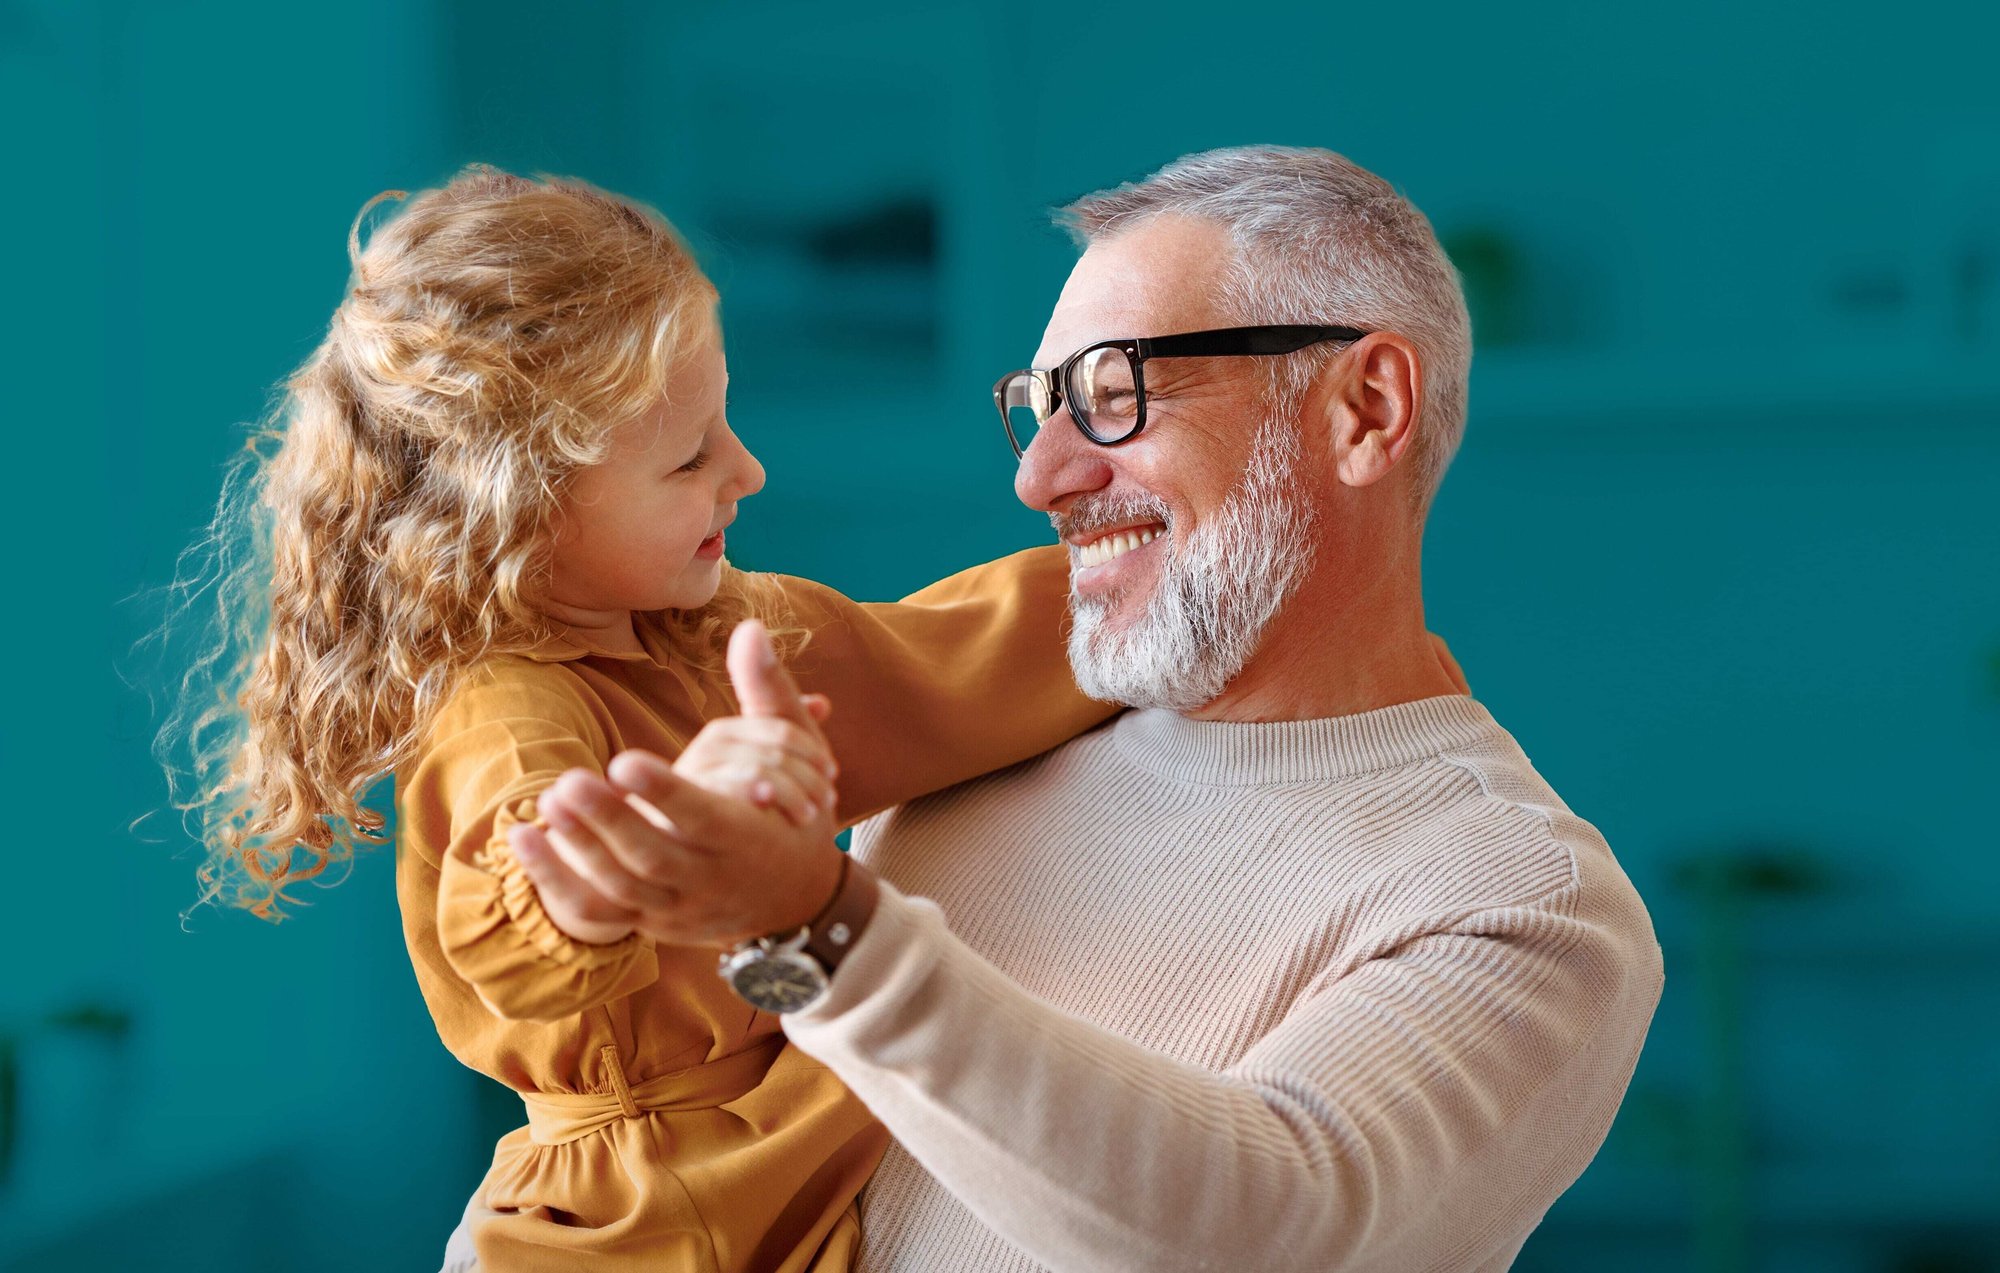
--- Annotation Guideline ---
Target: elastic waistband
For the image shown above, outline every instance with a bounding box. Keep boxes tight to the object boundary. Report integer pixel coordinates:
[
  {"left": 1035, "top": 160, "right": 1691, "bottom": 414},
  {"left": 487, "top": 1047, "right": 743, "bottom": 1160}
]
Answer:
[{"left": 521, "top": 1034, "right": 786, "bottom": 1146}]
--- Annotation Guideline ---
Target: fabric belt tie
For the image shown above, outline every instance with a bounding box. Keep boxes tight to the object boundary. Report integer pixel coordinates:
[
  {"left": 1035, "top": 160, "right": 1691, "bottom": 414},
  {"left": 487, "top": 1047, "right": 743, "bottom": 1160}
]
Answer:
[{"left": 520, "top": 1034, "right": 786, "bottom": 1146}]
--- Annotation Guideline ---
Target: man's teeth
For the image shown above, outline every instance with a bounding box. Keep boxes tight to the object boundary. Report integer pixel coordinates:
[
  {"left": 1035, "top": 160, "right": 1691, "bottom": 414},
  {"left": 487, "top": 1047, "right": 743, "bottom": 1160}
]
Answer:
[{"left": 1077, "top": 527, "right": 1159, "bottom": 569}]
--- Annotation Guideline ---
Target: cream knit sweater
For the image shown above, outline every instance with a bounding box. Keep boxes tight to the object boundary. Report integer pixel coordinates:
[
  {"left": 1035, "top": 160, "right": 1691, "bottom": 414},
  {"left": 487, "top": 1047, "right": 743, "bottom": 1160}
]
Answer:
[{"left": 785, "top": 695, "right": 1663, "bottom": 1273}]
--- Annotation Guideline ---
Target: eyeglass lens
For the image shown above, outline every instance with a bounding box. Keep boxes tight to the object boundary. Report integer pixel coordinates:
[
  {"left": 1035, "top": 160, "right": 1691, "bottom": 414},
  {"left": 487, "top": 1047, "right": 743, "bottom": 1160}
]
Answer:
[
  {"left": 1000, "top": 373, "right": 1052, "bottom": 455},
  {"left": 998, "top": 345, "right": 1144, "bottom": 455},
  {"left": 1071, "top": 346, "right": 1138, "bottom": 441}
]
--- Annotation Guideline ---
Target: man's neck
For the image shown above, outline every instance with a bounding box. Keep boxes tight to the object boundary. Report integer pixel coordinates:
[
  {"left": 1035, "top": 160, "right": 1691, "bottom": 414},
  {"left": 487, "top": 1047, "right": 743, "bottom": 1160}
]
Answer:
[{"left": 1186, "top": 558, "right": 1458, "bottom": 724}]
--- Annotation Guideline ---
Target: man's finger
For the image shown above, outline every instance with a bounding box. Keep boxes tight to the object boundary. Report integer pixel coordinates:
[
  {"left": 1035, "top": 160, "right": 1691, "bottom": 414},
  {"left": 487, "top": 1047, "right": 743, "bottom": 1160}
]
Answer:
[
  {"left": 727, "top": 621, "right": 824, "bottom": 739},
  {"left": 552, "top": 771, "right": 697, "bottom": 894},
  {"left": 605, "top": 748, "right": 741, "bottom": 848},
  {"left": 540, "top": 790, "right": 685, "bottom": 912},
  {"left": 509, "top": 823, "right": 642, "bottom": 936}
]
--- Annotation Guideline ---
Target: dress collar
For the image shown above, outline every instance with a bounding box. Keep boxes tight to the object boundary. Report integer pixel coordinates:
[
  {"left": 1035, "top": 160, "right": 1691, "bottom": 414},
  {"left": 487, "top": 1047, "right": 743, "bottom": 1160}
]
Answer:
[
  {"left": 520, "top": 611, "right": 677, "bottom": 667},
  {"left": 516, "top": 612, "right": 717, "bottom": 713}
]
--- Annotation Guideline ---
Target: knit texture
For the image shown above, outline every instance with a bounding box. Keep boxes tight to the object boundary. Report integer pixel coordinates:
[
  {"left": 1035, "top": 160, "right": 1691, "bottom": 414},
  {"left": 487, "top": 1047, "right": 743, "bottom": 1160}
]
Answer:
[{"left": 785, "top": 695, "right": 1663, "bottom": 1273}]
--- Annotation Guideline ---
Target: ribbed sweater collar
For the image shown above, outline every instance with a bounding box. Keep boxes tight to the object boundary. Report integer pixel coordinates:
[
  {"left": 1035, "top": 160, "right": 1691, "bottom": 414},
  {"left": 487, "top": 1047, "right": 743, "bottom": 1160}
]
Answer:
[{"left": 1111, "top": 694, "right": 1499, "bottom": 786}]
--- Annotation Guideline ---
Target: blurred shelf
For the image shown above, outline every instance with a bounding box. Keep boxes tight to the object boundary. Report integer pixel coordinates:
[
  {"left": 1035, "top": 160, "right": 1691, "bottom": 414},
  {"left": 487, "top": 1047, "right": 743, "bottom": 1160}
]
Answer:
[
  {"left": 0, "top": 1146, "right": 278, "bottom": 1263},
  {"left": 1539, "top": 1164, "right": 2000, "bottom": 1230},
  {"left": 1654, "top": 903, "right": 2000, "bottom": 964},
  {"left": 1468, "top": 348, "right": 2000, "bottom": 432}
]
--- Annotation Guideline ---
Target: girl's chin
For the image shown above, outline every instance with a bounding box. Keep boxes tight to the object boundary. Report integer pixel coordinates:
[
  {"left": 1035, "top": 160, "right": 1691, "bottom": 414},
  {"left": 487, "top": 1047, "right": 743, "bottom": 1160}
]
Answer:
[{"left": 660, "top": 563, "right": 725, "bottom": 610}]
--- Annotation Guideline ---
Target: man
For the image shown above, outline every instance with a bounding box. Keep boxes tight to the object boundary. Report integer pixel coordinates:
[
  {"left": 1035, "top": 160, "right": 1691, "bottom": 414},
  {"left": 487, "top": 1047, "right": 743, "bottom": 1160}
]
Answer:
[{"left": 518, "top": 145, "right": 1663, "bottom": 1271}]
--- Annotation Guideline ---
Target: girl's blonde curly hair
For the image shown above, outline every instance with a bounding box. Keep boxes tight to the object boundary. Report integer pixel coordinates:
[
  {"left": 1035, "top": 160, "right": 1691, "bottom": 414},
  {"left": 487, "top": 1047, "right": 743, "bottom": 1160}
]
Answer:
[{"left": 155, "top": 165, "right": 790, "bottom": 921}]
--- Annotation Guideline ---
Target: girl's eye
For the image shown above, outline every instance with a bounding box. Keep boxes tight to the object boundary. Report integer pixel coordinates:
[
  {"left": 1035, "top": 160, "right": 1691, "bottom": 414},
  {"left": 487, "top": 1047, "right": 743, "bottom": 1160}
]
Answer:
[{"left": 677, "top": 449, "right": 712, "bottom": 474}]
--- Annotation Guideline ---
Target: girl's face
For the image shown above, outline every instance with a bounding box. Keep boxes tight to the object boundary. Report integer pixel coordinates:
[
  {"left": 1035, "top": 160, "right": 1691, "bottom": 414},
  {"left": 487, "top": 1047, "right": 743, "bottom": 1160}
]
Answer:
[{"left": 547, "top": 334, "right": 765, "bottom": 616}]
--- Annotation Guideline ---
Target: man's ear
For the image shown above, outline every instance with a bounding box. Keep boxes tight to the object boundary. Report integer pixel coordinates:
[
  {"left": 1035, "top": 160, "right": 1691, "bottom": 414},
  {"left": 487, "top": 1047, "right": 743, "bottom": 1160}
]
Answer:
[{"left": 1320, "top": 334, "right": 1422, "bottom": 490}]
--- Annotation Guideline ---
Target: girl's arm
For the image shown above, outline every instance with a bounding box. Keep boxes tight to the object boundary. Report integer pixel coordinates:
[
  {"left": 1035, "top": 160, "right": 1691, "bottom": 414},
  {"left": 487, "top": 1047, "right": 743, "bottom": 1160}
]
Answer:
[
  {"left": 398, "top": 663, "right": 660, "bottom": 1022},
  {"left": 764, "top": 546, "right": 1120, "bottom": 826}
]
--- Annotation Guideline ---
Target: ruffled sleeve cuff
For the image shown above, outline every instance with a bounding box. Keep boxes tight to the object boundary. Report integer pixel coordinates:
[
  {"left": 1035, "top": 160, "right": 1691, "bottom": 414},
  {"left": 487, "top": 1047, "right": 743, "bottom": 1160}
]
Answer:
[{"left": 438, "top": 794, "right": 660, "bottom": 1022}]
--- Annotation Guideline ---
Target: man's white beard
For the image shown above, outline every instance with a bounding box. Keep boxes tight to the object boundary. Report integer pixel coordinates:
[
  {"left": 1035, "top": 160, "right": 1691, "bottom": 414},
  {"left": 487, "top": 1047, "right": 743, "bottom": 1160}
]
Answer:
[{"left": 1066, "top": 420, "right": 1317, "bottom": 712}]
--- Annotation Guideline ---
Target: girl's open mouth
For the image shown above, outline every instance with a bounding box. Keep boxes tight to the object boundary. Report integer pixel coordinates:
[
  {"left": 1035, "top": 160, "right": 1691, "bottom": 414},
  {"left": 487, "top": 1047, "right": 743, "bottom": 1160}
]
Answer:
[{"left": 695, "top": 530, "right": 726, "bottom": 560}]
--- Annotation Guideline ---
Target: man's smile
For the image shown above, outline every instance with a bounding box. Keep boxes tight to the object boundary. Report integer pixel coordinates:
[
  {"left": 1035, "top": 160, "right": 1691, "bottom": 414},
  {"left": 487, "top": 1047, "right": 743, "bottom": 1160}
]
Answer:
[{"left": 1069, "top": 521, "right": 1167, "bottom": 591}]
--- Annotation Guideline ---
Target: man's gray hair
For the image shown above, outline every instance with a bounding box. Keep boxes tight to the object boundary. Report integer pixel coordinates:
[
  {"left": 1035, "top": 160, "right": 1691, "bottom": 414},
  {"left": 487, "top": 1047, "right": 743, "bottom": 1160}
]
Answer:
[{"left": 1058, "top": 146, "right": 1473, "bottom": 508}]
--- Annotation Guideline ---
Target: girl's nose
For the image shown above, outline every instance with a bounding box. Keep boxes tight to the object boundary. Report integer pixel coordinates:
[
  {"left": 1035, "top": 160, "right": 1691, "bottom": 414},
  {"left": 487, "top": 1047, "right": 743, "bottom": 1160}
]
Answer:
[{"left": 722, "top": 425, "right": 766, "bottom": 502}]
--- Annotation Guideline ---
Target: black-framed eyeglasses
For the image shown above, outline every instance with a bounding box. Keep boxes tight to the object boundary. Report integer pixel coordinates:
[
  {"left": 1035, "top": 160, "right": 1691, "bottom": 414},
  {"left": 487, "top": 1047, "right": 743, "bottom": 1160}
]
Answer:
[{"left": 992, "top": 323, "right": 1371, "bottom": 458}]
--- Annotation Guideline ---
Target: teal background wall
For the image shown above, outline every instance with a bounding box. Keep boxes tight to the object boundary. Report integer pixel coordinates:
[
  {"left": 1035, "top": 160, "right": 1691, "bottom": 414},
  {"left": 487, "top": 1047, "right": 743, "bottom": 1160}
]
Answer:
[{"left": 5, "top": 1, "right": 1996, "bottom": 1269}]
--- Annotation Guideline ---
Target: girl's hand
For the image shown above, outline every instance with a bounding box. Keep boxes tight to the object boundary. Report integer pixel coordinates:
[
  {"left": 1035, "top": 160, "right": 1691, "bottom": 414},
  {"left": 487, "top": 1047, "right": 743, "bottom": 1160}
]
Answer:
[
  {"left": 673, "top": 706, "right": 839, "bottom": 828},
  {"left": 509, "top": 621, "right": 851, "bottom": 948}
]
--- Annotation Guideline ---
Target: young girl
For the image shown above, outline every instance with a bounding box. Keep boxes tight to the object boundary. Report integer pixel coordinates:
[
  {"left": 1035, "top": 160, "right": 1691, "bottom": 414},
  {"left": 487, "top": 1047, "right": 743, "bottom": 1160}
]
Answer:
[{"left": 163, "top": 166, "right": 1113, "bottom": 1270}]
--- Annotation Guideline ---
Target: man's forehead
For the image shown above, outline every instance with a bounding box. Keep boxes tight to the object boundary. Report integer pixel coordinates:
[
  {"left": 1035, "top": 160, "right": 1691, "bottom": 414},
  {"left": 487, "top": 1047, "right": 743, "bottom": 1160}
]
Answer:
[{"left": 1034, "top": 216, "right": 1231, "bottom": 365}]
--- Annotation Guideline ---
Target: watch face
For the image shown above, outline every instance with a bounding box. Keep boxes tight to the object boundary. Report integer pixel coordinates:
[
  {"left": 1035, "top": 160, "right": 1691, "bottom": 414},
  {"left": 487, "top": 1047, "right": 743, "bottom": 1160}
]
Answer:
[{"left": 727, "top": 950, "right": 829, "bottom": 1014}]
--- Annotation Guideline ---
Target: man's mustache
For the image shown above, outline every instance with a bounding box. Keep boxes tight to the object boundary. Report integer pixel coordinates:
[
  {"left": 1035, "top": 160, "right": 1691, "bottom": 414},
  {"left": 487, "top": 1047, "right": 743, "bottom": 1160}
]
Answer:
[{"left": 1050, "top": 491, "right": 1173, "bottom": 544}]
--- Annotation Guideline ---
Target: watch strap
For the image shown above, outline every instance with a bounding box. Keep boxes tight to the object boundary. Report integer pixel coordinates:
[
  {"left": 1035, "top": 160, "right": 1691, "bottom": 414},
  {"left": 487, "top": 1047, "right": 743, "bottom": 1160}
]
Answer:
[{"left": 801, "top": 855, "right": 879, "bottom": 975}]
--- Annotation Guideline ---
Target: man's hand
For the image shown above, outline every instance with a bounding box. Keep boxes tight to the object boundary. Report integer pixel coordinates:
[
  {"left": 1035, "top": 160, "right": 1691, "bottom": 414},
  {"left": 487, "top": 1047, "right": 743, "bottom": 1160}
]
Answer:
[{"left": 509, "top": 621, "right": 848, "bottom": 949}]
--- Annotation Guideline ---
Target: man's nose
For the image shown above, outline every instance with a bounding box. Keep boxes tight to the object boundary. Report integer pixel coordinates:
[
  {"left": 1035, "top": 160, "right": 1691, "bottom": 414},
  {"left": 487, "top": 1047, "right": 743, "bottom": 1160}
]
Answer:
[{"left": 1013, "top": 409, "right": 1114, "bottom": 514}]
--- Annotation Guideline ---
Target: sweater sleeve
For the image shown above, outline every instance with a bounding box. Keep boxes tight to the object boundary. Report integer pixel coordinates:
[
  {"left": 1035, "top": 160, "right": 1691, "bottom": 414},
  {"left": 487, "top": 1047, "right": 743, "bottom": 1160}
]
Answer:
[
  {"left": 783, "top": 882, "right": 1662, "bottom": 1273},
  {"left": 402, "top": 665, "right": 661, "bottom": 1023},
  {"left": 767, "top": 546, "right": 1120, "bottom": 826}
]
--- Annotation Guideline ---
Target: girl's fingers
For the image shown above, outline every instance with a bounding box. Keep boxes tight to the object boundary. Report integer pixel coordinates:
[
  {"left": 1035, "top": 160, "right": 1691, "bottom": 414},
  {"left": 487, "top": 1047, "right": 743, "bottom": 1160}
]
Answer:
[
  {"left": 753, "top": 748, "right": 836, "bottom": 810},
  {"left": 782, "top": 752, "right": 838, "bottom": 817},
  {"left": 700, "top": 717, "right": 838, "bottom": 780},
  {"left": 742, "top": 757, "right": 832, "bottom": 827}
]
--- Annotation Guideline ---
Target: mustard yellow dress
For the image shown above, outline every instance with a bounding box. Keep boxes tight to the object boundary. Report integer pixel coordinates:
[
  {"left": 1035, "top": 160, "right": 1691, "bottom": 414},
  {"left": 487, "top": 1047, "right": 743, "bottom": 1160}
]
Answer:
[{"left": 394, "top": 548, "right": 1114, "bottom": 1272}]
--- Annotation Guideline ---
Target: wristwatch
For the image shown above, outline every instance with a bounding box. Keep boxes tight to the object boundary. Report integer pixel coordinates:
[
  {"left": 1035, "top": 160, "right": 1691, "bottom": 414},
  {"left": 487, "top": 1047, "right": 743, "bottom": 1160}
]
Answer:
[{"left": 719, "top": 855, "right": 879, "bottom": 1014}]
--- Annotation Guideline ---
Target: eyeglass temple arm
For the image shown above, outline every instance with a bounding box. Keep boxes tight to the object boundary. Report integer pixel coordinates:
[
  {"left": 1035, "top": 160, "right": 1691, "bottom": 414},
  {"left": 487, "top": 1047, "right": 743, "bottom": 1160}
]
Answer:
[{"left": 1135, "top": 325, "right": 1371, "bottom": 359}]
